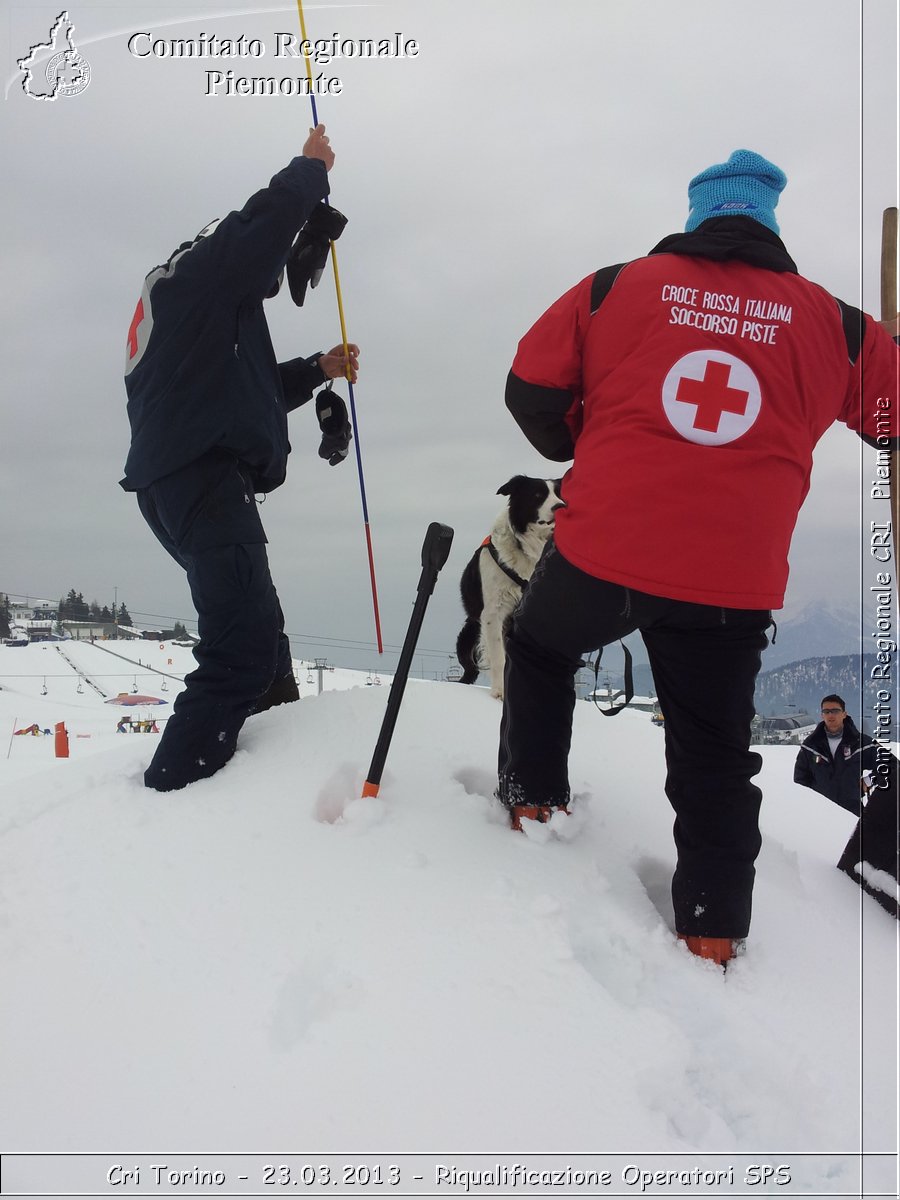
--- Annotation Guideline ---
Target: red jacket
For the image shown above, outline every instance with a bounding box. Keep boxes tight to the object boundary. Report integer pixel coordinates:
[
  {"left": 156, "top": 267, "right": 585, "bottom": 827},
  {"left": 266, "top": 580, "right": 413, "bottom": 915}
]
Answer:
[{"left": 507, "top": 221, "right": 899, "bottom": 609}]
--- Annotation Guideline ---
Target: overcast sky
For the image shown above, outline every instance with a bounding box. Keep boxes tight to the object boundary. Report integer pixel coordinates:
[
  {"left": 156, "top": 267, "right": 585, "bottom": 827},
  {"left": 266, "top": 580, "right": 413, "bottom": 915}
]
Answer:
[{"left": 1, "top": 0, "right": 897, "bottom": 674}]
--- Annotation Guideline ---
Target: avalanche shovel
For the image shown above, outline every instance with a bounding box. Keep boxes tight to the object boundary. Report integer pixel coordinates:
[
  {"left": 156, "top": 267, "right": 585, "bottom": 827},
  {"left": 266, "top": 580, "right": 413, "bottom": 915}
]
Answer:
[{"left": 362, "top": 522, "right": 454, "bottom": 798}]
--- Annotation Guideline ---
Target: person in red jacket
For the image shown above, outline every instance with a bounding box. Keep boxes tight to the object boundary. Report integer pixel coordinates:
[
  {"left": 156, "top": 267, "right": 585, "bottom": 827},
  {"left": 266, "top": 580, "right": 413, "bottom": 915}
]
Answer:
[{"left": 501, "top": 149, "right": 899, "bottom": 966}]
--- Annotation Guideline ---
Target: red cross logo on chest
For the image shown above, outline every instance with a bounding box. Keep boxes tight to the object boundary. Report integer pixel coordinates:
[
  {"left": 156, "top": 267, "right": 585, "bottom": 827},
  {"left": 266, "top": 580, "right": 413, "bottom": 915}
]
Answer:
[{"left": 661, "top": 351, "right": 762, "bottom": 446}]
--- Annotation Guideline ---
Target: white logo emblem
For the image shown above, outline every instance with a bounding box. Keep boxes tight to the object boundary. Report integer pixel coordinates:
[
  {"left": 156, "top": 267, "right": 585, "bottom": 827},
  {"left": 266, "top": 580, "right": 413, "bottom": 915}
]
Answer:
[
  {"left": 661, "top": 350, "right": 761, "bottom": 446},
  {"left": 17, "top": 10, "right": 91, "bottom": 101}
]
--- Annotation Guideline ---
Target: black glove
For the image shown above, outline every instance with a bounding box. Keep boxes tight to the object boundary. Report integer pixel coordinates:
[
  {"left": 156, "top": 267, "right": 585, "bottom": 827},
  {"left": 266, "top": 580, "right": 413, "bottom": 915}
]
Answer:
[
  {"left": 287, "top": 203, "right": 349, "bottom": 307},
  {"left": 315, "top": 388, "right": 352, "bottom": 466}
]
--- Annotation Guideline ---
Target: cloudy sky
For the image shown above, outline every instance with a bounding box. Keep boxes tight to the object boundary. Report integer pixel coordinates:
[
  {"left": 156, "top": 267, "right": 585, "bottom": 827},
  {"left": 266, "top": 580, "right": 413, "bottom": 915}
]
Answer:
[{"left": 2, "top": 0, "right": 897, "bottom": 674}]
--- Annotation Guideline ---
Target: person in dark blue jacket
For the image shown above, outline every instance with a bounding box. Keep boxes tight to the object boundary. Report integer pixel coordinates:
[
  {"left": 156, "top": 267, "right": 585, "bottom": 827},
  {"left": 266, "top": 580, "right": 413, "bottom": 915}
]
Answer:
[
  {"left": 121, "top": 125, "right": 359, "bottom": 792},
  {"left": 794, "top": 694, "right": 899, "bottom": 919},
  {"left": 793, "top": 695, "right": 878, "bottom": 816}
]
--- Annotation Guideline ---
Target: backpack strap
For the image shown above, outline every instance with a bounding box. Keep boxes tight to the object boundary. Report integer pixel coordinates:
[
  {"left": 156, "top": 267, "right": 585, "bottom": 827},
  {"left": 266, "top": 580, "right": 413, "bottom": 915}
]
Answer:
[
  {"left": 835, "top": 298, "right": 867, "bottom": 365},
  {"left": 590, "top": 263, "right": 629, "bottom": 314},
  {"left": 589, "top": 641, "right": 634, "bottom": 716}
]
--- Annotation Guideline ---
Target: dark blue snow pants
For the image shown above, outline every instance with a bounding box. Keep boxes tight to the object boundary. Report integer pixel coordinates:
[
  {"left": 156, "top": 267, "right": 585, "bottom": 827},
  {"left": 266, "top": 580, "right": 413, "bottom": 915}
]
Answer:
[
  {"left": 837, "top": 776, "right": 900, "bottom": 920},
  {"left": 136, "top": 451, "right": 294, "bottom": 792},
  {"left": 498, "top": 542, "right": 771, "bottom": 939}
]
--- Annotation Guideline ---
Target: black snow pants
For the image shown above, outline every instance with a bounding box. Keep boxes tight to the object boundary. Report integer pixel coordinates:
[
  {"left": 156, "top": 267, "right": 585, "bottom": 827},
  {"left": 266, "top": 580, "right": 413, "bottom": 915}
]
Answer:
[
  {"left": 498, "top": 542, "right": 771, "bottom": 938},
  {"left": 136, "top": 451, "right": 295, "bottom": 792},
  {"left": 837, "top": 775, "right": 900, "bottom": 920}
]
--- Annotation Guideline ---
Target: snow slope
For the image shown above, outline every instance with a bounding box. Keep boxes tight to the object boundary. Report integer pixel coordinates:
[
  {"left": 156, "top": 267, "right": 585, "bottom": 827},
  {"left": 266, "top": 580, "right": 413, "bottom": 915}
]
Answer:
[{"left": 0, "top": 641, "right": 897, "bottom": 1196}]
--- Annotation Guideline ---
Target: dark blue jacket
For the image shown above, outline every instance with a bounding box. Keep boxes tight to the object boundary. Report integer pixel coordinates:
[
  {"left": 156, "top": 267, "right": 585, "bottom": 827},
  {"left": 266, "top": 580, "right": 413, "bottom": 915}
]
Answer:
[
  {"left": 121, "top": 156, "right": 330, "bottom": 493},
  {"left": 793, "top": 717, "right": 882, "bottom": 816}
]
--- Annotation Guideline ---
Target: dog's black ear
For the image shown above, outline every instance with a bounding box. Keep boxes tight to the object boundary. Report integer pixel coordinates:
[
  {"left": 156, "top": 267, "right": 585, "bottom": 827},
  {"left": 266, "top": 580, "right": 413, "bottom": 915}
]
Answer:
[{"left": 497, "top": 475, "right": 524, "bottom": 497}]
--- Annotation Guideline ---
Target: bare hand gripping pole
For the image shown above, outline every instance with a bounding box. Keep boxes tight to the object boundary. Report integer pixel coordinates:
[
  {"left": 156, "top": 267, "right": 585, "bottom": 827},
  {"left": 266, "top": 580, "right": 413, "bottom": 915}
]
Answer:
[{"left": 362, "top": 524, "right": 454, "bottom": 798}]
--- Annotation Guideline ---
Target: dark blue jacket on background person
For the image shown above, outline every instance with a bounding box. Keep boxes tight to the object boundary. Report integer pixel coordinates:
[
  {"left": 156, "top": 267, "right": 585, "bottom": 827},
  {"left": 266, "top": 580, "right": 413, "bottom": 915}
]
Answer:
[
  {"left": 793, "top": 717, "right": 880, "bottom": 816},
  {"left": 120, "top": 143, "right": 341, "bottom": 793},
  {"left": 121, "top": 155, "right": 329, "bottom": 494},
  {"left": 795, "top": 713, "right": 898, "bottom": 919}
]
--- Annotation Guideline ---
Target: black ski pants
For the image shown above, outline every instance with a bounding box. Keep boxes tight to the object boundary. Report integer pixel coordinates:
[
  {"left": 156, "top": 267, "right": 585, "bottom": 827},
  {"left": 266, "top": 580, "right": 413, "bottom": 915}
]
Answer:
[
  {"left": 498, "top": 543, "right": 771, "bottom": 938},
  {"left": 136, "top": 451, "right": 294, "bottom": 792},
  {"left": 837, "top": 773, "right": 900, "bottom": 920}
]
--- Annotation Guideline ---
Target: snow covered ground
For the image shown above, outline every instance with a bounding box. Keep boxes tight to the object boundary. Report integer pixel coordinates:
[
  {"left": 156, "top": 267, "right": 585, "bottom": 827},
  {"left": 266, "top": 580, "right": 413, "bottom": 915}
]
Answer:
[{"left": 0, "top": 640, "right": 897, "bottom": 1197}]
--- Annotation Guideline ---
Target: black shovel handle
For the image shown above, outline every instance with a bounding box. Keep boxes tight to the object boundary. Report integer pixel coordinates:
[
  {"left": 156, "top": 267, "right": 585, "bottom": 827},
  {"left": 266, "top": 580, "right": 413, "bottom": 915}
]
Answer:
[{"left": 363, "top": 523, "right": 454, "bottom": 795}]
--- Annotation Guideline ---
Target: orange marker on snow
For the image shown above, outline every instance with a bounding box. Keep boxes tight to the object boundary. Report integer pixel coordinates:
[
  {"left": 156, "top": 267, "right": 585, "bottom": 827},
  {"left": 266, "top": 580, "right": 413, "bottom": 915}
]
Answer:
[{"left": 54, "top": 722, "right": 69, "bottom": 758}]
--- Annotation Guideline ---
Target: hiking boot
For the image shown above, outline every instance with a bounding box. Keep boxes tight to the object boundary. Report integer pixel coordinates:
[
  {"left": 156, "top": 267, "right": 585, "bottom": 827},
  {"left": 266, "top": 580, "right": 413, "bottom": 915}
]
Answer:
[
  {"left": 510, "top": 803, "right": 569, "bottom": 831},
  {"left": 678, "top": 934, "right": 740, "bottom": 968},
  {"left": 250, "top": 672, "right": 300, "bottom": 715}
]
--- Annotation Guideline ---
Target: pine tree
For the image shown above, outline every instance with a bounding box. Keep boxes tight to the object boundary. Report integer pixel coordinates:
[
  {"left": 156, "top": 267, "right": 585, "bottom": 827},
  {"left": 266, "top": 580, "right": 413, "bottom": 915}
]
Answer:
[
  {"left": 59, "top": 589, "right": 94, "bottom": 622},
  {"left": 117, "top": 601, "right": 133, "bottom": 627},
  {"left": 0, "top": 594, "right": 10, "bottom": 640}
]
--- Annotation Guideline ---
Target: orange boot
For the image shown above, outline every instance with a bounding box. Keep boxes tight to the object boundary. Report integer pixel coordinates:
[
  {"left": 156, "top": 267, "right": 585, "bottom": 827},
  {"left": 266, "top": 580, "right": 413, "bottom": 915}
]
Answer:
[
  {"left": 678, "top": 935, "right": 737, "bottom": 967},
  {"left": 510, "top": 803, "right": 569, "bottom": 831}
]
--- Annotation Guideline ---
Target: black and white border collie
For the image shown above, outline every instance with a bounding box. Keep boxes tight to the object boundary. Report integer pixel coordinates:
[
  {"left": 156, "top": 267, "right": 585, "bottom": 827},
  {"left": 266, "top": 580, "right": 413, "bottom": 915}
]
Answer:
[{"left": 456, "top": 475, "right": 565, "bottom": 699}]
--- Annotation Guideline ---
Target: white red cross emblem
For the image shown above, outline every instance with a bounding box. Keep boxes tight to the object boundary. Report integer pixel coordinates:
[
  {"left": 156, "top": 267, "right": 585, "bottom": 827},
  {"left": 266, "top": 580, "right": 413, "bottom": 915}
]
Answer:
[
  {"left": 124, "top": 280, "right": 155, "bottom": 375},
  {"left": 126, "top": 298, "right": 144, "bottom": 361},
  {"left": 661, "top": 350, "right": 761, "bottom": 446}
]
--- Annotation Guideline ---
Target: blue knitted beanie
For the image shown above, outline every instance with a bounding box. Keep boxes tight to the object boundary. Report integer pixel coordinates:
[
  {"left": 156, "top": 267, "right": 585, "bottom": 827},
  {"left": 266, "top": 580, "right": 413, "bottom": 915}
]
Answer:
[{"left": 685, "top": 149, "right": 787, "bottom": 234}]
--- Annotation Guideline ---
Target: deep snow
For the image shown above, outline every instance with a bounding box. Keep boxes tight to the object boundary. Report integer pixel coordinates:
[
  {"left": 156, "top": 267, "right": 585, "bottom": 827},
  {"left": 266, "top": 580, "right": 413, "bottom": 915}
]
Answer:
[{"left": 0, "top": 639, "right": 897, "bottom": 1197}]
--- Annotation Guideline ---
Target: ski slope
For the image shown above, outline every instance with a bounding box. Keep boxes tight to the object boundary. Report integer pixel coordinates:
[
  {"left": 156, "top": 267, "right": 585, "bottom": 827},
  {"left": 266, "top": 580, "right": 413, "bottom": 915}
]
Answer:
[{"left": 0, "top": 640, "right": 897, "bottom": 1196}]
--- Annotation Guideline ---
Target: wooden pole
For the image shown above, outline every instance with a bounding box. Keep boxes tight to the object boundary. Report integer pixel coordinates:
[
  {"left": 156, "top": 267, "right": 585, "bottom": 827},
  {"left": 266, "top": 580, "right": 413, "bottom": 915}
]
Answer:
[{"left": 880, "top": 207, "right": 898, "bottom": 324}]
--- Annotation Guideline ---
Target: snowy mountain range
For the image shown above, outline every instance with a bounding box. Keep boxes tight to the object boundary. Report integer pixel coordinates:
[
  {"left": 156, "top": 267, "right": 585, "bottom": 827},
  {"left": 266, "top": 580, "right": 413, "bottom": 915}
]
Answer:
[
  {"left": 753, "top": 654, "right": 885, "bottom": 729},
  {"left": 614, "top": 601, "right": 883, "bottom": 725},
  {"left": 760, "top": 600, "right": 864, "bottom": 670}
]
